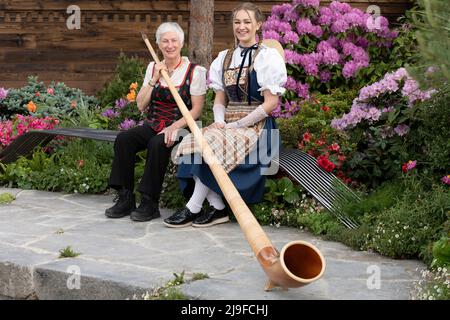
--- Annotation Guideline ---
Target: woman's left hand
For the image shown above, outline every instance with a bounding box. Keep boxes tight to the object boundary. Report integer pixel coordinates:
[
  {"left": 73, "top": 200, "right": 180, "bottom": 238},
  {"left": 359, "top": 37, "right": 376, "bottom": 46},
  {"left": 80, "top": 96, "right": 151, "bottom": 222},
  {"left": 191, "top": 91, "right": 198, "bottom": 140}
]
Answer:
[{"left": 159, "top": 125, "right": 179, "bottom": 147}]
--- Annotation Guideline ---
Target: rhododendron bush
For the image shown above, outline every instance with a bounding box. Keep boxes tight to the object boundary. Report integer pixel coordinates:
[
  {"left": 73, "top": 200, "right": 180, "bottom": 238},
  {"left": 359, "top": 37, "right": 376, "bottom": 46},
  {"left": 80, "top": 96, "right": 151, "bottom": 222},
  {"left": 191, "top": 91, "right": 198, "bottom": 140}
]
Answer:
[
  {"left": 263, "top": 0, "right": 399, "bottom": 118},
  {"left": 331, "top": 67, "right": 436, "bottom": 185}
]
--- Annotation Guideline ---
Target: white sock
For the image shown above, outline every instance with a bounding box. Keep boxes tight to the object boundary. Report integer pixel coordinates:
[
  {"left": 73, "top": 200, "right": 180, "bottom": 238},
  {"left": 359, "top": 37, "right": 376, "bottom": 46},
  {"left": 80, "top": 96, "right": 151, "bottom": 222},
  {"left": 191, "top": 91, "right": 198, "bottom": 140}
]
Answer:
[
  {"left": 206, "top": 189, "right": 225, "bottom": 210},
  {"left": 186, "top": 176, "right": 209, "bottom": 213}
]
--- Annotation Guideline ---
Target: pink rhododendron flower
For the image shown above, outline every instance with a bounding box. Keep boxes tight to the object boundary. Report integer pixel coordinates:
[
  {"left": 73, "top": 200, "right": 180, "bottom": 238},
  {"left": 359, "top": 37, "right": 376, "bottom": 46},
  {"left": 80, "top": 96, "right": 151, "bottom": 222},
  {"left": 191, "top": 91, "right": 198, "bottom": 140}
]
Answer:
[{"left": 441, "top": 175, "right": 450, "bottom": 185}]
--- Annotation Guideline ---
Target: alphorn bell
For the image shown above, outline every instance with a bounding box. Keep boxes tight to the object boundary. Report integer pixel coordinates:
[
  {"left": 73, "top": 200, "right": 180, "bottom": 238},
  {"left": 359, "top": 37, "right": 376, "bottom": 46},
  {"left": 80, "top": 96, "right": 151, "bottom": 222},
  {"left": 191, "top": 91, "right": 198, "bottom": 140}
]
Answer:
[{"left": 141, "top": 32, "right": 325, "bottom": 290}]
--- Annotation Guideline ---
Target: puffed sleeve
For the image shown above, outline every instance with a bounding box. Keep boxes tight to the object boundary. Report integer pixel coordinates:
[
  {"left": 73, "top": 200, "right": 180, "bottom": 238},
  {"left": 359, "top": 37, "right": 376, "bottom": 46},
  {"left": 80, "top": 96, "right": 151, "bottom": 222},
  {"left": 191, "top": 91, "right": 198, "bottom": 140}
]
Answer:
[
  {"left": 143, "top": 62, "right": 155, "bottom": 85},
  {"left": 208, "top": 50, "right": 229, "bottom": 92},
  {"left": 189, "top": 65, "right": 207, "bottom": 96},
  {"left": 254, "top": 47, "right": 287, "bottom": 95}
]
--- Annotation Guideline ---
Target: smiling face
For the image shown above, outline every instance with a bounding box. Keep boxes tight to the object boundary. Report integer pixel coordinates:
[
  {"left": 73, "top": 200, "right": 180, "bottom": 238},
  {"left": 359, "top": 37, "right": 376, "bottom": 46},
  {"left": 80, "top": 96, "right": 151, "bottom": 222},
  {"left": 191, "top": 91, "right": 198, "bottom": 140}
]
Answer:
[
  {"left": 233, "top": 9, "right": 261, "bottom": 47},
  {"left": 158, "top": 31, "right": 182, "bottom": 60}
]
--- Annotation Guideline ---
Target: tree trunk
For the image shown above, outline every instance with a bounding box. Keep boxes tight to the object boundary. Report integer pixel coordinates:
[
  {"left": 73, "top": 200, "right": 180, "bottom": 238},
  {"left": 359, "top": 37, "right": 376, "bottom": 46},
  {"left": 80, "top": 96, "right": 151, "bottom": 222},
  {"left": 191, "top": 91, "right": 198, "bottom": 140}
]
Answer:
[{"left": 188, "top": 0, "right": 214, "bottom": 69}]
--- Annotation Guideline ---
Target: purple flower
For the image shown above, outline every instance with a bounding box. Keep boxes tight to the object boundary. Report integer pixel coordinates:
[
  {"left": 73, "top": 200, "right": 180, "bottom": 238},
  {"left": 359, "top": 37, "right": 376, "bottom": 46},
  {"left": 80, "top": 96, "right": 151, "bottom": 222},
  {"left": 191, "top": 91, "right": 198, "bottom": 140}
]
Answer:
[
  {"left": 296, "top": 82, "right": 310, "bottom": 99},
  {"left": 321, "top": 48, "right": 340, "bottom": 65},
  {"left": 283, "top": 8, "right": 299, "bottom": 22},
  {"left": 342, "top": 61, "right": 358, "bottom": 78},
  {"left": 317, "top": 40, "right": 334, "bottom": 52},
  {"left": 284, "top": 49, "right": 299, "bottom": 64},
  {"left": 331, "top": 19, "right": 350, "bottom": 33},
  {"left": 318, "top": 8, "right": 335, "bottom": 26},
  {"left": 329, "top": 1, "right": 352, "bottom": 14},
  {"left": 115, "top": 98, "right": 128, "bottom": 109},
  {"left": 298, "top": 53, "right": 320, "bottom": 76},
  {"left": 101, "top": 108, "right": 119, "bottom": 118},
  {"left": 394, "top": 124, "right": 410, "bottom": 136},
  {"left": 406, "top": 160, "right": 417, "bottom": 171},
  {"left": 270, "top": 101, "right": 283, "bottom": 118},
  {"left": 263, "top": 30, "right": 281, "bottom": 42},
  {"left": 293, "top": 0, "right": 320, "bottom": 9},
  {"left": 0, "top": 87, "right": 8, "bottom": 100},
  {"left": 285, "top": 76, "right": 298, "bottom": 91},
  {"left": 320, "top": 70, "right": 331, "bottom": 83},
  {"left": 119, "top": 119, "right": 136, "bottom": 130},
  {"left": 282, "top": 31, "right": 299, "bottom": 44},
  {"left": 441, "top": 175, "right": 450, "bottom": 185},
  {"left": 296, "top": 18, "right": 314, "bottom": 35}
]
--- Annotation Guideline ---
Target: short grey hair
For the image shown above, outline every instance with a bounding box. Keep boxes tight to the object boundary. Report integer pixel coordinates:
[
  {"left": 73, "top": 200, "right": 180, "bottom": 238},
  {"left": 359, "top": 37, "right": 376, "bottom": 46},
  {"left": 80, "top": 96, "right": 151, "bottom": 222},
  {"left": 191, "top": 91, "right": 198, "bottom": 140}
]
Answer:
[{"left": 155, "top": 22, "right": 184, "bottom": 45}]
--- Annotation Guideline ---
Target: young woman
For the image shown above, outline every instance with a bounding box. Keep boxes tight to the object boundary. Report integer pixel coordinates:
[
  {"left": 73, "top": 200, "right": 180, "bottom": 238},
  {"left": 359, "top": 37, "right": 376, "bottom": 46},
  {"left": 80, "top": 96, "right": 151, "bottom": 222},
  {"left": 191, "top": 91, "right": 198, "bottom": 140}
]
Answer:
[
  {"left": 105, "top": 22, "right": 207, "bottom": 222},
  {"left": 164, "top": 3, "right": 287, "bottom": 228}
]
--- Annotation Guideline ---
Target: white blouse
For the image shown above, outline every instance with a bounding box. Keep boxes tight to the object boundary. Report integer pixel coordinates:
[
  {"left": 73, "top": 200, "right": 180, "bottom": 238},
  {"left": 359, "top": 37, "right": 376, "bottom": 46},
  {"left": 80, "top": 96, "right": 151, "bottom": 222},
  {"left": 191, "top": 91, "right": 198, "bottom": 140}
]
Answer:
[
  {"left": 143, "top": 56, "right": 207, "bottom": 96},
  {"left": 209, "top": 44, "right": 287, "bottom": 96}
]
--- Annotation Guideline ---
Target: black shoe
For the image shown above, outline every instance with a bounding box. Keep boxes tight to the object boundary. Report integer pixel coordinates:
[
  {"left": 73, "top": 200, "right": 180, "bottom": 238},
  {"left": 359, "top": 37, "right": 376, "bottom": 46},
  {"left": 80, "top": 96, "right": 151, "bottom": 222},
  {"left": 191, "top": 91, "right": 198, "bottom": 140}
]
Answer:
[
  {"left": 192, "top": 207, "right": 229, "bottom": 228},
  {"left": 130, "top": 194, "right": 161, "bottom": 222},
  {"left": 163, "top": 207, "right": 203, "bottom": 228},
  {"left": 105, "top": 188, "right": 136, "bottom": 218}
]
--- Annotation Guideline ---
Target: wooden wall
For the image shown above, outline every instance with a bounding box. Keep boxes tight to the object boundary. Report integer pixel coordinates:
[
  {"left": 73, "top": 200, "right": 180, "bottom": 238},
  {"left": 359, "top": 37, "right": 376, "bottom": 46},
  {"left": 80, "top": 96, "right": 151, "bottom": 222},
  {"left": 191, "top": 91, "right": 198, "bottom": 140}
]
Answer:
[{"left": 0, "top": 0, "right": 412, "bottom": 95}]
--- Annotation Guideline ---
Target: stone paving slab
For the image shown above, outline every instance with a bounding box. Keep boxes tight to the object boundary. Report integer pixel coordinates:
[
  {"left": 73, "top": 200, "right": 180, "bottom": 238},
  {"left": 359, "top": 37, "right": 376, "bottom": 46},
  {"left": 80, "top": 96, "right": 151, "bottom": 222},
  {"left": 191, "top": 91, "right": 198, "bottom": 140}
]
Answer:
[{"left": 0, "top": 187, "right": 425, "bottom": 300}]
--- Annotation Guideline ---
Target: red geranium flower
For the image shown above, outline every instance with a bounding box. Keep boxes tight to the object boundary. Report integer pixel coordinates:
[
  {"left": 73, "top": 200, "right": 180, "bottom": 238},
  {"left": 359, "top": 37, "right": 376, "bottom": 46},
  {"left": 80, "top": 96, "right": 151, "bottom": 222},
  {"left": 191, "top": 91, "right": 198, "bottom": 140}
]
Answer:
[
  {"left": 303, "top": 132, "right": 311, "bottom": 142},
  {"left": 316, "top": 139, "right": 326, "bottom": 146},
  {"left": 317, "top": 155, "right": 336, "bottom": 172},
  {"left": 321, "top": 105, "right": 330, "bottom": 112},
  {"left": 329, "top": 143, "right": 340, "bottom": 152}
]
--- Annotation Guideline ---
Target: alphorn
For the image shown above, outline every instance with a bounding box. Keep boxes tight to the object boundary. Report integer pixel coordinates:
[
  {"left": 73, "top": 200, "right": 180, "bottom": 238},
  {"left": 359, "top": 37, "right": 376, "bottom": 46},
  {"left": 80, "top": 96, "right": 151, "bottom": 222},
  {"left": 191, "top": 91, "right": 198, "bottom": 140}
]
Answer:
[{"left": 141, "top": 32, "right": 325, "bottom": 290}]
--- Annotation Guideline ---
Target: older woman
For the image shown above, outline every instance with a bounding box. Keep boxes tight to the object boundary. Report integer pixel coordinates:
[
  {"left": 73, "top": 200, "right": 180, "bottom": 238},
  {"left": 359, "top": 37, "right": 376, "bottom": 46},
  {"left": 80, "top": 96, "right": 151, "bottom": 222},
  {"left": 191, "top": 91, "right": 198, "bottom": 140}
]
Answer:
[
  {"left": 105, "top": 22, "right": 207, "bottom": 222},
  {"left": 164, "top": 3, "right": 287, "bottom": 228}
]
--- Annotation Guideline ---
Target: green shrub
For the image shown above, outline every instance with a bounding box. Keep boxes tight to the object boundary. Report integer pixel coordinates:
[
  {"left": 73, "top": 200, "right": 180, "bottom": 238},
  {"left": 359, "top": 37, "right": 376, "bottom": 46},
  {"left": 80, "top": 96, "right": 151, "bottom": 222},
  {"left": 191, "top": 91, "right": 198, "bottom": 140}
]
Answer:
[
  {"left": 0, "top": 139, "right": 113, "bottom": 194},
  {"left": 407, "top": 88, "right": 450, "bottom": 179},
  {"left": 277, "top": 88, "right": 358, "bottom": 148},
  {"left": 431, "top": 236, "right": 450, "bottom": 268},
  {"left": 159, "top": 162, "right": 186, "bottom": 209},
  {"left": 0, "top": 76, "right": 98, "bottom": 120},
  {"left": 368, "top": 183, "right": 449, "bottom": 260},
  {"left": 336, "top": 181, "right": 403, "bottom": 223},
  {"left": 0, "top": 192, "right": 15, "bottom": 204},
  {"left": 408, "top": 0, "right": 450, "bottom": 90},
  {"left": 98, "top": 53, "right": 146, "bottom": 107}
]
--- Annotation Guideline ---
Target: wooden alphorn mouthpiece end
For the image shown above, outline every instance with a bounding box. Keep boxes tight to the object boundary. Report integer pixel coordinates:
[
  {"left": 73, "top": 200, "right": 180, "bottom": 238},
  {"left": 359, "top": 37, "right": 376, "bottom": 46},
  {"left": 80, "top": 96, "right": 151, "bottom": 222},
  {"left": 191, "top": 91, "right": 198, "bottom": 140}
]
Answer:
[
  {"left": 141, "top": 32, "right": 148, "bottom": 41},
  {"left": 264, "top": 279, "right": 276, "bottom": 292}
]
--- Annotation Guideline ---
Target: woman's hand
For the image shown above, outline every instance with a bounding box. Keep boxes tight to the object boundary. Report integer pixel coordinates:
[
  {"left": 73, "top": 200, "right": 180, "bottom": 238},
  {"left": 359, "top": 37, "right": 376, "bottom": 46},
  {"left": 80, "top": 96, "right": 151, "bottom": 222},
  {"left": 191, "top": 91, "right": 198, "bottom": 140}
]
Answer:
[
  {"left": 158, "top": 124, "right": 179, "bottom": 147},
  {"left": 151, "top": 62, "right": 168, "bottom": 84},
  {"left": 207, "top": 122, "right": 226, "bottom": 130}
]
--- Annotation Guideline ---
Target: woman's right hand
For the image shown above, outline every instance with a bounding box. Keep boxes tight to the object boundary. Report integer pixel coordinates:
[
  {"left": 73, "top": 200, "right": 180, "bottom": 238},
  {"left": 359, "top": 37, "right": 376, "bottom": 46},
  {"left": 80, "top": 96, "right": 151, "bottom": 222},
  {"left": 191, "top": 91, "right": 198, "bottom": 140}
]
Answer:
[{"left": 151, "top": 62, "right": 168, "bottom": 84}]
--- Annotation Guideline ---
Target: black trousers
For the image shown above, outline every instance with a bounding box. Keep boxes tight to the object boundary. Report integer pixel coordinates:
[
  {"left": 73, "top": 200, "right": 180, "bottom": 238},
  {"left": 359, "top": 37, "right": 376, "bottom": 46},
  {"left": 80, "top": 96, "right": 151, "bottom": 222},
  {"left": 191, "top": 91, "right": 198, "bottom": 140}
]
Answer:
[{"left": 108, "top": 124, "right": 178, "bottom": 201}]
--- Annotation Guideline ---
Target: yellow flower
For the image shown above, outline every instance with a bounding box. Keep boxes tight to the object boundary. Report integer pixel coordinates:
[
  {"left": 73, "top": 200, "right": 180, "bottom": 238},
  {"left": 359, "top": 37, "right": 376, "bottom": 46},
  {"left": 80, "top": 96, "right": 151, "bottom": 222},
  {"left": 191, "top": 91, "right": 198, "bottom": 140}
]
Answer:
[
  {"left": 126, "top": 90, "right": 136, "bottom": 102},
  {"left": 27, "top": 101, "right": 37, "bottom": 113},
  {"left": 129, "top": 82, "right": 138, "bottom": 90}
]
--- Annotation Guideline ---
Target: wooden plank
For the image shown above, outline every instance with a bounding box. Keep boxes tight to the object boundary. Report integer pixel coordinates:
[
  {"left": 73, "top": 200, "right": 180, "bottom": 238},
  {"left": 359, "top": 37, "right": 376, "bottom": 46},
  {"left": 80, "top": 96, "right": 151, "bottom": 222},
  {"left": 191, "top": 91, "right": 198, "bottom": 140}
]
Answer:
[{"left": 1, "top": 0, "right": 190, "bottom": 11}]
